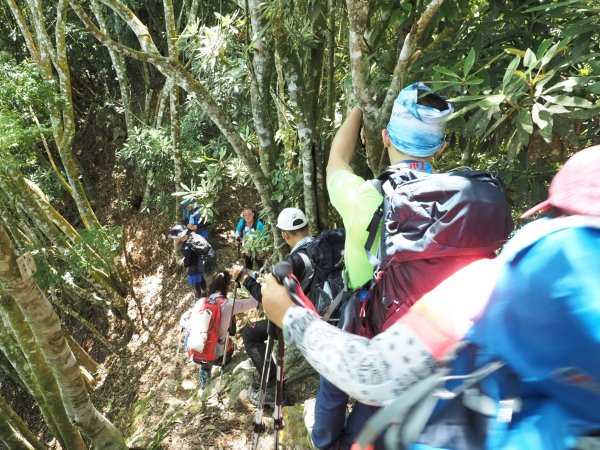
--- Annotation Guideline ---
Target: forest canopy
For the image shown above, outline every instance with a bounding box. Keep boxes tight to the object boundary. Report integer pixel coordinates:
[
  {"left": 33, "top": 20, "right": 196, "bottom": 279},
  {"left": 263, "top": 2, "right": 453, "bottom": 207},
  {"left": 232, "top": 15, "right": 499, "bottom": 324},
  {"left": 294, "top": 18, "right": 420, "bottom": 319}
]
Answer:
[{"left": 0, "top": 0, "right": 598, "bottom": 448}]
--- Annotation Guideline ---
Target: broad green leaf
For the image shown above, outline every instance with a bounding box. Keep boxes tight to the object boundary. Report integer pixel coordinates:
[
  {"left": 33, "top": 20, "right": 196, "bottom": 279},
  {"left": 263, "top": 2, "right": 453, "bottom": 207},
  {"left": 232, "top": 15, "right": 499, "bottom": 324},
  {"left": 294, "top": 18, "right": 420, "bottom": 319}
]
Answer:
[
  {"left": 540, "top": 95, "right": 593, "bottom": 108},
  {"left": 523, "top": 49, "right": 537, "bottom": 68},
  {"left": 482, "top": 110, "right": 512, "bottom": 140},
  {"left": 511, "top": 70, "right": 527, "bottom": 82},
  {"left": 562, "top": 106, "right": 600, "bottom": 120},
  {"left": 586, "top": 82, "right": 600, "bottom": 94},
  {"left": 446, "top": 95, "right": 486, "bottom": 103},
  {"left": 463, "top": 48, "right": 476, "bottom": 77},
  {"left": 532, "top": 103, "right": 550, "bottom": 130},
  {"left": 538, "top": 111, "right": 554, "bottom": 143},
  {"left": 433, "top": 66, "right": 461, "bottom": 78},
  {"left": 540, "top": 38, "right": 571, "bottom": 66},
  {"left": 525, "top": 0, "right": 581, "bottom": 12},
  {"left": 503, "top": 56, "right": 521, "bottom": 89},
  {"left": 517, "top": 109, "right": 533, "bottom": 134},
  {"left": 507, "top": 130, "right": 523, "bottom": 162},
  {"left": 546, "top": 104, "right": 571, "bottom": 115},
  {"left": 536, "top": 39, "right": 554, "bottom": 59},
  {"left": 446, "top": 102, "right": 481, "bottom": 120},
  {"left": 505, "top": 48, "right": 525, "bottom": 58},
  {"left": 543, "top": 76, "right": 589, "bottom": 94},
  {"left": 533, "top": 70, "right": 556, "bottom": 96},
  {"left": 516, "top": 125, "right": 531, "bottom": 146},
  {"left": 466, "top": 77, "right": 484, "bottom": 85},
  {"left": 479, "top": 94, "right": 505, "bottom": 109}
]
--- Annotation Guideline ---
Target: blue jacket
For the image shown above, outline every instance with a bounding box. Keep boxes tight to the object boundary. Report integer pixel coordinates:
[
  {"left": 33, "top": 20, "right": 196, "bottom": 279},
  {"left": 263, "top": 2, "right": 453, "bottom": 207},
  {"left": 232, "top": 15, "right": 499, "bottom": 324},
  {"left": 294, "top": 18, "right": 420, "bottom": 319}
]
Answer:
[{"left": 413, "top": 217, "right": 600, "bottom": 450}]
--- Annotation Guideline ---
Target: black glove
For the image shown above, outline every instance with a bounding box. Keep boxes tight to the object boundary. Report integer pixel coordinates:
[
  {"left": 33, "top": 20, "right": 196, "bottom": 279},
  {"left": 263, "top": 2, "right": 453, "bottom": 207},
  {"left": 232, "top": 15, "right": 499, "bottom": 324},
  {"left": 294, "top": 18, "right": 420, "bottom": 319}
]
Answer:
[{"left": 228, "top": 316, "right": 237, "bottom": 336}]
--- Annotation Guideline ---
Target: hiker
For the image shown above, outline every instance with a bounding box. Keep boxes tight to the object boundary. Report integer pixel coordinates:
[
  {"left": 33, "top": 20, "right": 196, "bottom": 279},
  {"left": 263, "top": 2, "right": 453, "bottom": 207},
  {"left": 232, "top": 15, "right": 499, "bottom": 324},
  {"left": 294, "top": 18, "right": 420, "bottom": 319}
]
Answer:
[
  {"left": 306, "top": 82, "right": 512, "bottom": 449},
  {"left": 182, "top": 271, "right": 258, "bottom": 386},
  {"left": 180, "top": 197, "right": 208, "bottom": 238},
  {"left": 232, "top": 207, "right": 314, "bottom": 407},
  {"left": 262, "top": 145, "right": 600, "bottom": 449},
  {"left": 168, "top": 224, "right": 208, "bottom": 298},
  {"left": 234, "top": 207, "right": 265, "bottom": 270}
]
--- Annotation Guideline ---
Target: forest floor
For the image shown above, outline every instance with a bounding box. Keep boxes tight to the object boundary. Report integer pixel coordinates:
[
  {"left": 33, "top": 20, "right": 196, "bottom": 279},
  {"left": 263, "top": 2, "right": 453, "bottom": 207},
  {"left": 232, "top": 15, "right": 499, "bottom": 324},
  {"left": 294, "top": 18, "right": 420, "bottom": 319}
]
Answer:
[{"left": 86, "top": 185, "right": 306, "bottom": 449}]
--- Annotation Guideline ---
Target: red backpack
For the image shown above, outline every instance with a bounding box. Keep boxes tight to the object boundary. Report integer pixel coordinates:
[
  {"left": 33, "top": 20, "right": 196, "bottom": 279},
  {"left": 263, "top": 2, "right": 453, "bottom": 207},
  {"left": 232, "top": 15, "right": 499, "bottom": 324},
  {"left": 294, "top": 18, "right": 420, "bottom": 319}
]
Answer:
[{"left": 186, "top": 295, "right": 233, "bottom": 363}]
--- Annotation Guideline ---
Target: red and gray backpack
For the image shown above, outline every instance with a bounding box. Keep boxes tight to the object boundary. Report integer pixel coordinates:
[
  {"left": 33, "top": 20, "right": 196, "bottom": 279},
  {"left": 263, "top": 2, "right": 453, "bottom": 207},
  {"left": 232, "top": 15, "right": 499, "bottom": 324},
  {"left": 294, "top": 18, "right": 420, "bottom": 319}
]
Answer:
[
  {"left": 186, "top": 295, "right": 233, "bottom": 363},
  {"left": 343, "top": 167, "right": 513, "bottom": 338}
]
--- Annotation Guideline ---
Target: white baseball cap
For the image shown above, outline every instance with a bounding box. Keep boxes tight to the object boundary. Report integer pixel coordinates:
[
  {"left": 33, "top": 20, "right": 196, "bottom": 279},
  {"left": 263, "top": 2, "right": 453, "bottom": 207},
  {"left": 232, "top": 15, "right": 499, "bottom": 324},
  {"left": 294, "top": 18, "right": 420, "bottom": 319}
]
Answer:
[{"left": 276, "top": 208, "right": 308, "bottom": 231}]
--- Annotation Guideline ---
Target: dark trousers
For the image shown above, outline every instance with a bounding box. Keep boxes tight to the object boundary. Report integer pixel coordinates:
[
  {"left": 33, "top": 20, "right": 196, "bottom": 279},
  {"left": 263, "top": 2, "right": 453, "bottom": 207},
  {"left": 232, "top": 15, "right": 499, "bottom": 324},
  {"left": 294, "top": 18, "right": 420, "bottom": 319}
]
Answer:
[
  {"left": 243, "top": 253, "right": 265, "bottom": 271},
  {"left": 242, "top": 319, "right": 276, "bottom": 385},
  {"left": 192, "top": 278, "right": 207, "bottom": 298},
  {"left": 312, "top": 376, "right": 380, "bottom": 450},
  {"left": 199, "top": 348, "right": 233, "bottom": 374}
]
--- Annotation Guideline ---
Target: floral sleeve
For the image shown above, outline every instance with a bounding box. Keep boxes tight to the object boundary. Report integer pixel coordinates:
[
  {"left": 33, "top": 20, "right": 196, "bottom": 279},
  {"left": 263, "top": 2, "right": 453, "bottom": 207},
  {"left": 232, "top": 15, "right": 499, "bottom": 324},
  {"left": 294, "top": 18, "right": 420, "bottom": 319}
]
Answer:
[{"left": 282, "top": 307, "right": 440, "bottom": 406}]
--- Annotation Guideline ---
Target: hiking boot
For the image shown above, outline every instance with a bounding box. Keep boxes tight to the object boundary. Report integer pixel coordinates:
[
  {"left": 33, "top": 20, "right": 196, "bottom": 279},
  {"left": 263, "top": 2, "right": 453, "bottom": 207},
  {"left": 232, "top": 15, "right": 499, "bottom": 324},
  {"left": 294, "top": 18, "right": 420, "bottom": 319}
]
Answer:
[
  {"left": 249, "top": 383, "right": 286, "bottom": 409},
  {"left": 199, "top": 369, "right": 210, "bottom": 387}
]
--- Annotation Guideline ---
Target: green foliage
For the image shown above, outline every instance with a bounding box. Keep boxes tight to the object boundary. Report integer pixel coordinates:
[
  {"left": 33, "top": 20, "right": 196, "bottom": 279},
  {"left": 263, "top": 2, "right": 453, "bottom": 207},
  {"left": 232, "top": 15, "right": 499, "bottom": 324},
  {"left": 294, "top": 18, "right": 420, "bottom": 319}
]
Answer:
[
  {"left": 0, "top": 54, "right": 61, "bottom": 171},
  {"left": 240, "top": 226, "right": 273, "bottom": 261},
  {"left": 405, "top": 0, "right": 600, "bottom": 208},
  {"left": 270, "top": 128, "right": 303, "bottom": 205},
  {"left": 31, "top": 226, "right": 123, "bottom": 292},
  {"left": 116, "top": 126, "right": 174, "bottom": 213},
  {"left": 180, "top": 12, "right": 250, "bottom": 123}
]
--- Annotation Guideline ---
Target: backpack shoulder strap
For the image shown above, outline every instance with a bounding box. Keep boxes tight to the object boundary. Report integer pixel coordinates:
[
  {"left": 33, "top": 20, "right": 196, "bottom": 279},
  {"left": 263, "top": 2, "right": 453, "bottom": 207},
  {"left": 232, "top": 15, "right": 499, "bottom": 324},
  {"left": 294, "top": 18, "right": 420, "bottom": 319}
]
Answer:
[
  {"left": 294, "top": 250, "right": 315, "bottom": 292},
  {"left": 364, "top": 171, "right": 400, "bottom": 268}
]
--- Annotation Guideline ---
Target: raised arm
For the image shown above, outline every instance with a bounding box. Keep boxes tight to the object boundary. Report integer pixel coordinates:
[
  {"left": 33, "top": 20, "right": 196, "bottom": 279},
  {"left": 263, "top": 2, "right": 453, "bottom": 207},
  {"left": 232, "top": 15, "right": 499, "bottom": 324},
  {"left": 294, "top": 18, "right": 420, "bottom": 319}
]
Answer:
[{"left": 326, "top": 106, "right": 363, "bottom": 182}]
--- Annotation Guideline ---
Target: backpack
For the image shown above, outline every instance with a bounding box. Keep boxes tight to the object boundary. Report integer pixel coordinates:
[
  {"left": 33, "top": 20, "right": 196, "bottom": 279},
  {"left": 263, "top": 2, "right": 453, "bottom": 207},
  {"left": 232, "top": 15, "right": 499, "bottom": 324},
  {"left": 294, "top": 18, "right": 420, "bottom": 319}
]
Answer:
[
  {"left": 297, "top": 229, "right": 348, "bottom": 322},
  {"left": 185, "top": 295, "right": 232, "bottom": 364},
  {"left": 356, "top": 167, "right": 513, "bottom": 337},
  {"left": 187, "top": 232, "right": 217, "bottom": 273},
  {"left": 353, "top": 216, "right": 600, "bottom": 450}
]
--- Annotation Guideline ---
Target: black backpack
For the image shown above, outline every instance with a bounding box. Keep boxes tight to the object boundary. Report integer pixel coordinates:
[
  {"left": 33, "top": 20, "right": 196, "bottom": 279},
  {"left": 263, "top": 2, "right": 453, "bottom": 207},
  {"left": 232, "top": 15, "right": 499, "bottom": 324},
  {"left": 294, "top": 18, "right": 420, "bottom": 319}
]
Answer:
[
  {"left": 354, "top": 168, "right": 513, "bottom": 338},
  {"left": 187, "top": 232, "right": 217, "bottom": 273},
  {"left": 300, "top": 229, "right": 348, "bottom": 323}
]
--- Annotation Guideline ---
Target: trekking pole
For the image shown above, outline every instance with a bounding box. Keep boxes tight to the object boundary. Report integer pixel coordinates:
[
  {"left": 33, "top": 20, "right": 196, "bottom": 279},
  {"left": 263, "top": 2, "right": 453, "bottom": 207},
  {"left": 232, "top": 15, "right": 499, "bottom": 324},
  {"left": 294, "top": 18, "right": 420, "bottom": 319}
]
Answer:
[
  {"left": 273, "top": 328, "right": 285, "bottom": 448},
  {"left": 218, "top": 269, "right": 245, "bottom": 393},
  {"left": 272, "top": 261, "right": 318, "bottom": 311},
  {"left": 251, "top": 320, "right": 276, "bottom": 450}
]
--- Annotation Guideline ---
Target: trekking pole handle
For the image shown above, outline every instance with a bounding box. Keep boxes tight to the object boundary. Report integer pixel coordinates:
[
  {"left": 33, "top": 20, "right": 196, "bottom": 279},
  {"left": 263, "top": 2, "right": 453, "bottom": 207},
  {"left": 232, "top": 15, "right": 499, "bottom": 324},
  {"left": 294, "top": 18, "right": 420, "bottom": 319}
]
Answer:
[
  {"left": 271, "top": 262, "right": 316, "bottom": 312},
  {"left": 271, "top": 262, "right": 297, "bottom": 297}
]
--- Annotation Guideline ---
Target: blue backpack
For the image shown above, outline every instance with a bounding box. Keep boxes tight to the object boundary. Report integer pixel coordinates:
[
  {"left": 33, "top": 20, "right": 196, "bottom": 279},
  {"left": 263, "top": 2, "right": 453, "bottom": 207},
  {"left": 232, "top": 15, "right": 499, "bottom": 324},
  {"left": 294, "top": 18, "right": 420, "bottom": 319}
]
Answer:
[{"left": 353, "top": 216, "right": 600, "bottom": 450}]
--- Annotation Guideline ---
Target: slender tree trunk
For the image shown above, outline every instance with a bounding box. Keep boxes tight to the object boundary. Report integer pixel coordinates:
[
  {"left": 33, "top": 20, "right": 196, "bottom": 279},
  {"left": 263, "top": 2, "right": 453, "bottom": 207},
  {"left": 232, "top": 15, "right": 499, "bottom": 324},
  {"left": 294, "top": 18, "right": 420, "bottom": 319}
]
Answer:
[
  {"left": 0, "top": 302, "right": 85, "bottom": 450},
  {"left": 91, "top": 0, "right": 135, "bottom": 133},
  {"left": 247, "top": 0, "right": 278, "bottom": 177},
  {"left": 0, "top": 223, "right": 128, "bottom": 449},
  {"left": 6, "top": 0, "right": 101, "bottom": 229},
  {"left": 0, "top": 394, "right": 47, "bottom": 450},
  {"left": 14, "top": 175, "right": 130, "bottom": 314},
  {"left": 163, "top": 0, "right": 184, "bottom": 205}
]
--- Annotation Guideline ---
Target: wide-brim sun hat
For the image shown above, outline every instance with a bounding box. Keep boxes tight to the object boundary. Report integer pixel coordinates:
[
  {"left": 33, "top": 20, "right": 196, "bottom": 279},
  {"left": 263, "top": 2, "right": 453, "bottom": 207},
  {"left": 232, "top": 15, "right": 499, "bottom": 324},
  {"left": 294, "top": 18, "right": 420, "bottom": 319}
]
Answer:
[
  {"left": 168, "top": 224, "right": 188, "bottom": 239},
  {"left": 520, "top": 145, "right": 600, "bottom": 219},
  {"left": 276, "top": 208, "right": 308, "bottom": 231}
]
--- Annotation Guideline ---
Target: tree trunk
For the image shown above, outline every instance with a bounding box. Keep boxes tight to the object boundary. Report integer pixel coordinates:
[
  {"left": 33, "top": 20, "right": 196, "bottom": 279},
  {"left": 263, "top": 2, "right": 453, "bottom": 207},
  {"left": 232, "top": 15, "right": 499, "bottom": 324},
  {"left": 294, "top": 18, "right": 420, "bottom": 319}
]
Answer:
[
  {"left": 91, "top": 0, "right": 135, "bottom": 133},
  {"left": 163, "top": 0, "right": 184, "bottom": 206},
  {"left": 0, "top": 302, "right": 85, "bottom": 450},
  {"left": 14, "top": 175, "right": 130, "bottom": 315},
  {"left": 0, "top": 394, "right": 47, "bottom": 450},
  {"left": 8, "top": 0, "right": 102, "bottom": 230},
  {"left": 0, "top": 223, "right": 128, "bottom": 450},
  {"left": 247, "top": 0, "right": 278, "bottom": 177}
]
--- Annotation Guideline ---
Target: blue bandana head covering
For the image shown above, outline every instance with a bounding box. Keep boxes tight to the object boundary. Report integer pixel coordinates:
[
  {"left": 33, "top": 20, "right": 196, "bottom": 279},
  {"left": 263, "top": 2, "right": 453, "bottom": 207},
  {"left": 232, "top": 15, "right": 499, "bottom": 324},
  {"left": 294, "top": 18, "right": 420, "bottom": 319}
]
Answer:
[{"left": 386, "top": 82, "right": 453, "bottom": 157}]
